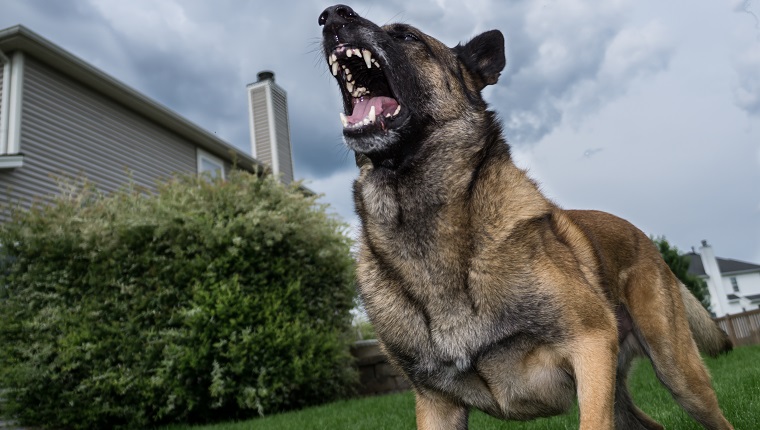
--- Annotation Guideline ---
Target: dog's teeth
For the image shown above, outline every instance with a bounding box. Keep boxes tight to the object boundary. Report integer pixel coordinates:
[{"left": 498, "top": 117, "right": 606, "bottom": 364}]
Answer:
[
  {"left": 346, "top": 81, "right": 354, "bottom": 93},
  {"left": 347, "top": 73, "right": 352, "bottom": 81},
  {"left": 372, "top": 59, "right": 380, "bottom": 68},
  {"left": 368, "top": 105, "right": 376, "bottom": 123},
  {"left": 393, "top": 105, "right": 401, "bottom": 116},
  {"left": 363, "top": 49, "right": 372, "bottom": 69},
  {"left": 331, "top": 62, "right": 339, "bottom": 76},
  {"left": 354, "top": 48, "right": 362, "bottom": 57},
  {"left": 339, "top": 112, "right": 348, "bottom": 127}
]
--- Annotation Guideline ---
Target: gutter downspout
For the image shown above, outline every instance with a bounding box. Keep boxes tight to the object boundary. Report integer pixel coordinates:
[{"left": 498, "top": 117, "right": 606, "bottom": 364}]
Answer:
[{"left": 0, "top": 49, "right": 10, "bottom": 154}]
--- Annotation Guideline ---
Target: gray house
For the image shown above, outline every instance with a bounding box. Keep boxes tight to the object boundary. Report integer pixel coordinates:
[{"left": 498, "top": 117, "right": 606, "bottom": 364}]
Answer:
[{"left": 0, "top": 25, "right": 270, "bottom": 214}]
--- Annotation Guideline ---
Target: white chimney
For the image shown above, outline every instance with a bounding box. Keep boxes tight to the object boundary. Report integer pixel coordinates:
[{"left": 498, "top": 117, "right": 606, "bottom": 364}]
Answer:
[
  {"left": 699, "top": 240, "right": 731, "bottom": 317},
  {"left": 247, "top": 71, "right": 294, "bottom": 184}
]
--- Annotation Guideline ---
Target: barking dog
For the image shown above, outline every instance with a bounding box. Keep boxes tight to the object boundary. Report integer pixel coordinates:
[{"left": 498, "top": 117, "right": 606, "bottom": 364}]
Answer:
[{"left": 319, "top": 5, "right": 733, "bottom": 430}]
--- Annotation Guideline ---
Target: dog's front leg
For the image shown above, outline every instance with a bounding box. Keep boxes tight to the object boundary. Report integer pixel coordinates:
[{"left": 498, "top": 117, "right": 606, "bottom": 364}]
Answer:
[
  {"left": 415, "top": 389, "right": 469, "bottom": 430},
  {"left": 570, "top": 332, "right": 618, "bottom": 430}
]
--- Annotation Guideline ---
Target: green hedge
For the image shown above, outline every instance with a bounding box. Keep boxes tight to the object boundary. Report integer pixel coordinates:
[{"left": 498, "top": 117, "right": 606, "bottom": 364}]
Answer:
[{"left": 0, "top": 171, "right": 356, "bottom": 429}]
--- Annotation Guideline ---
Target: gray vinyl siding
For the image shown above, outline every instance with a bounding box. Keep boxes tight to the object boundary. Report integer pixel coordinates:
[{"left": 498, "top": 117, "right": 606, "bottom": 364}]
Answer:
[
  {"left": 0, "top": 56, "right": 197, "bottom": 213},
  {"left": 271, "top": 86, "right": 293, "bottom": 184},
  {"left": 250, "top": 86, "right": 271, "bottom": 164}
]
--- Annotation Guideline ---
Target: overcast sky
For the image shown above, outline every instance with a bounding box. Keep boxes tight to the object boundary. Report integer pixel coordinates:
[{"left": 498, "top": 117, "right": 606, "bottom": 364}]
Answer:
[{"left": 2, "top": 0, "right": 759, "bottom": 264}]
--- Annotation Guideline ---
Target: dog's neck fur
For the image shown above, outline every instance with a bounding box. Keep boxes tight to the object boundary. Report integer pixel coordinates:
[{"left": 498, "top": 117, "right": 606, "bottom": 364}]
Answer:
[
  {"left": 354, "top": 109, "right": 553, "bottom": 313},
  {"left": 353, "top": 109, "right": 557, "bottom": 366}
]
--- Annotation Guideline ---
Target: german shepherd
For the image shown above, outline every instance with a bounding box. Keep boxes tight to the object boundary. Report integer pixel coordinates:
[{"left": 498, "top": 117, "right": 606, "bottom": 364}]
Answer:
[{"left": 319, "top": 5, "right": 734, "bottom": 429}]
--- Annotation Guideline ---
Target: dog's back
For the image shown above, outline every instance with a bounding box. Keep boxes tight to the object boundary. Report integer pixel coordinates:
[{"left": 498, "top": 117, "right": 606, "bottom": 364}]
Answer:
[{"left": 565, "top": 209, "right": 732, "bottom": 357}]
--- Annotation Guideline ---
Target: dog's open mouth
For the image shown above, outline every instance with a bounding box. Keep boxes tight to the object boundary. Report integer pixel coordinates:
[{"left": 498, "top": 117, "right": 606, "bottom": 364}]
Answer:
[{"left": 328, "top": 45, "right": 402, "bottom": 133}]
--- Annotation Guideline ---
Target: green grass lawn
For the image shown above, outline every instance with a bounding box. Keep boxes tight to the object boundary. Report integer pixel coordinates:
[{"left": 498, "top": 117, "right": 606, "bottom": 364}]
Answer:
[{"left": 162, "top": 345, "right": 760, "bottom": 430}]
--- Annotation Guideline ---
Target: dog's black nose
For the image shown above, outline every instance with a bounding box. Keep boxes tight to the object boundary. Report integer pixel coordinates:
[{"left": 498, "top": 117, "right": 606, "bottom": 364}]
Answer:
[{"left": 318, "top": 4, "right": 358, "bottom": 28}]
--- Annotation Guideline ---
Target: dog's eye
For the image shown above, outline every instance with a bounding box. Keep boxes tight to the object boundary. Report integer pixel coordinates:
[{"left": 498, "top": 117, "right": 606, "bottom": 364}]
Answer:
[{"left": 394, "top": 33, "right": 419, "bottom": 42}]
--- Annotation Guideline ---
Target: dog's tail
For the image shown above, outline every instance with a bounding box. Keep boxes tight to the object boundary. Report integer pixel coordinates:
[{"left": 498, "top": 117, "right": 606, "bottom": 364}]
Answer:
[{"left": 680, "top": 283, "right": 733, "bottom": 357}]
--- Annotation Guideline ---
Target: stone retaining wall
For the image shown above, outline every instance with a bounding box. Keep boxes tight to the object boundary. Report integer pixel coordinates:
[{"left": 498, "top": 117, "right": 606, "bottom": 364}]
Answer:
[{"left": 351, "top": 339, "right": 411, "bottom": 395}]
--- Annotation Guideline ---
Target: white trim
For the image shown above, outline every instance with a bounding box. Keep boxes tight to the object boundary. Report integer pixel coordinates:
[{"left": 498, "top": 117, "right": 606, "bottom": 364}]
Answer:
[
  {"left": 6, "top": 51, "right": 24, "bottom": 154},
  {"left": 246, "top": 84, "right": 258, "bottom": 159},
  {"left": 265, "top": 83, "right": 279, "bottom": 176},
  {"left": 288, "top": 120, "right": 294, "bottom": 181},
  {"left": 196, "top": 148, "right": 225, "bottom": 179},
  {"left": 0, "top": 51, "right": 12, "bottom": 154},
  {"left": 0, "top": 154, "right": 23, "bottom": 168},
  {"left": 283, "top": 88, "right": 295, "bottom": 181}
]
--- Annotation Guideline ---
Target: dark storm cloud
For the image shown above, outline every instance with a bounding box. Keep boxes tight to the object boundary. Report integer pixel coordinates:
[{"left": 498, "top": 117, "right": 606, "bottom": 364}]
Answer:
[
  {"left": 109, "top": 33, "right": 250, "bottom": 145},
  {"left": 325, "top": 1, "right": 674, "bottom": 146},
  {"left": 0, "top": 0, "right": 675, "bottom": 185},
  {"left": 495, "top": 6, "right": 673, "bottom": 145},
  {"left": 2, "top": 1, "right": 758, "bottom": 263},
  {"left": 13, "top": 0, "right": 671, "bottom": 179},
  {"left": 0, "top": 0, "right": 118, "bottom": 66},
  {"left": 2, "top": 0, "right": 94, "bottom": 25},
  {"left": 290, "top": 119, "right": 357, "bottom": 178}
]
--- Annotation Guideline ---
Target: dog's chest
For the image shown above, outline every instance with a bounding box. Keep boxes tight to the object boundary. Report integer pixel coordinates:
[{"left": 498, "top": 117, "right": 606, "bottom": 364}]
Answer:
[
  {"left": 390, "top": 330, "right": 576, "bottom": 420},
  {"left": 358, "top": 240, "right": 577, "bottom": 418},
  {"left": 356, "top": 169, "right": 576, "bottom": 418}
]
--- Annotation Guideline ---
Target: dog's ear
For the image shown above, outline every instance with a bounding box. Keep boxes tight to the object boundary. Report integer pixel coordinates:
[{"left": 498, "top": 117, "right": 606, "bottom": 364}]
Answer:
[{"left": 454, "top": 30, "right": 506, "bottom": 90}]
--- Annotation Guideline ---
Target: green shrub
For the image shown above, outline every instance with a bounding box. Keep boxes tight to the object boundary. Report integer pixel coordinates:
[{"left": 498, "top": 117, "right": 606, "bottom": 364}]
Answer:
[{"left": 0, "top": 171, "right": 356, "bottom": 429}]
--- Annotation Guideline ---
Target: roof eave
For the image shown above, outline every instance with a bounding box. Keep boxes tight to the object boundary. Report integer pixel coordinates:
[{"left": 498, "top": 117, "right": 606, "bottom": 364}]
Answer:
[
  {"left": 720, "top": 268, "right": 760, "bottom": 277},
  {"left": 0, "top": 25, "right": 263, "bottom": 172}
]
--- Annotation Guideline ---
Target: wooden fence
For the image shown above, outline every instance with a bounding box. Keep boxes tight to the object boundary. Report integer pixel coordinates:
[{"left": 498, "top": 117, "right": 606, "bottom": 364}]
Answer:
[{"left": 715, "top": 308, "right": 760, "bottom": 347}]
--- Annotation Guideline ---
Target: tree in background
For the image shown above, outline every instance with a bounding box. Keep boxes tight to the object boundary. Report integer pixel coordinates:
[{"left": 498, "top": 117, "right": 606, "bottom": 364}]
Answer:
[{"left": 652, "top": 236, "right": 711, "bottom": 311}]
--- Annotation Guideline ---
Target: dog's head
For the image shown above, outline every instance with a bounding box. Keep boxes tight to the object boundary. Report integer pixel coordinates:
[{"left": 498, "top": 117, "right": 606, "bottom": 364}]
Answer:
[{"left": 319, "top": 5, "right": 506, "bottom": 167}]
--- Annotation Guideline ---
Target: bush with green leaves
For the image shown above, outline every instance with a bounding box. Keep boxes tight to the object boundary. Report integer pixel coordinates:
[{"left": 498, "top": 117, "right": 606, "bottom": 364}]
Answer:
[{"left": 0, "top": 171, "right": 356, "bottom": 429}]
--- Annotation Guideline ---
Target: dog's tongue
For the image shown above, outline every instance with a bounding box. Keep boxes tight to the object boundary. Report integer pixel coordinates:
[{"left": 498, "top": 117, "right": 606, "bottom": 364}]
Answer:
[{"left": 347, "top": 96, "right": 399, "bottom": 124}]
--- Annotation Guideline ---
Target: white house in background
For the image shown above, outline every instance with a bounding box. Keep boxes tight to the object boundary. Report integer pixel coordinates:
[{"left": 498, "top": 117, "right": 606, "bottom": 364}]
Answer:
[{"left": 687, "top": 240, "right": 760, "bottom": 317}]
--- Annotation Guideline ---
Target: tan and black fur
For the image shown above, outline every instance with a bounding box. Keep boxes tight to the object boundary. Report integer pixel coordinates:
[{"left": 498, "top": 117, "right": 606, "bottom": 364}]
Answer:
[{"left": 319, "top": 5, "right": 733, "bottom": 429}]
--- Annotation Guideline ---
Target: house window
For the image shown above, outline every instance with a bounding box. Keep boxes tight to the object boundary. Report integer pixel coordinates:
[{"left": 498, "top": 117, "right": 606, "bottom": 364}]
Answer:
[
  {"left": 730, "top": 277, "right": 739, "bottom": 293},
  {"left": 197, "top": 149, "right": 225, "bottom": 179}
]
